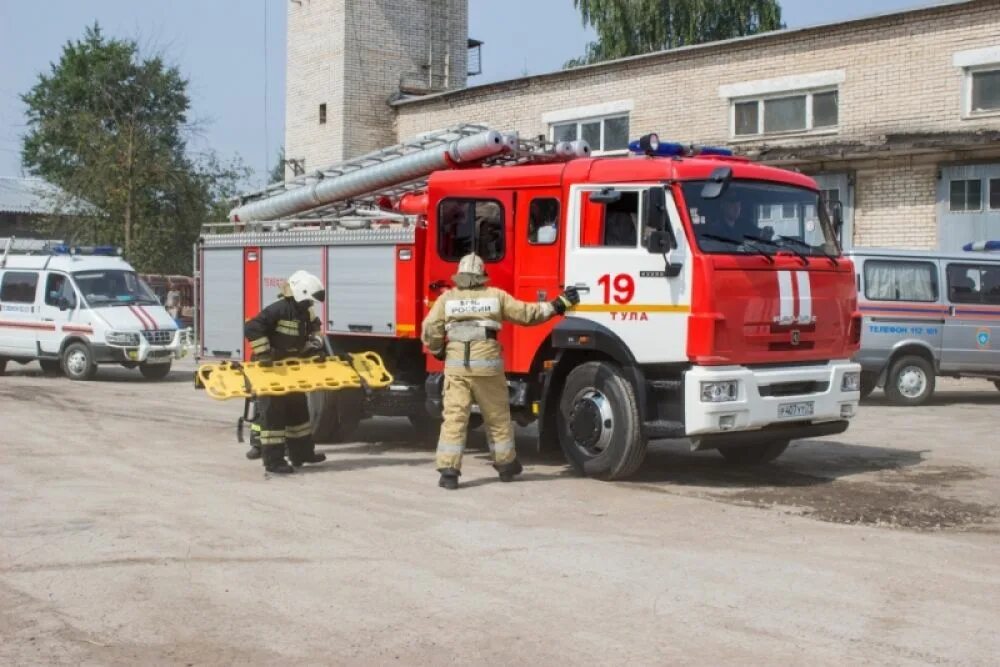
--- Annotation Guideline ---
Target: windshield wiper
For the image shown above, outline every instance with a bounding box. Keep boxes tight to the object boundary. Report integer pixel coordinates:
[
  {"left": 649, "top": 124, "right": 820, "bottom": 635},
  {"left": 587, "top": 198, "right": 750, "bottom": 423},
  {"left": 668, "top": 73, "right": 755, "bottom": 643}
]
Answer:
[
  {"left": 699, "top": 232, "right": 774, "bottom": 263},
  {"left": 776, "top": 236, "right": 839, "bottom": 266},
  {"left": 755, "top": 235, "right": 807, "bottom": 266}
]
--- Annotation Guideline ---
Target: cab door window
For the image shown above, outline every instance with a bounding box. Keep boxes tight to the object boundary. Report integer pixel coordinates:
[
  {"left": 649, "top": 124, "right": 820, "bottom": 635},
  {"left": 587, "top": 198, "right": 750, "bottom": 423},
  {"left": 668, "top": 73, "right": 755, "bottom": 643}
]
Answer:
[
  {"left": 45, "top": 273, "right": 77, "bottom": 309},
  {"left": 437, "top": 198, "right": 505, "bottom": 261},
  {"left": 580, "top": 190, "right": 640, "bottom": 248}
]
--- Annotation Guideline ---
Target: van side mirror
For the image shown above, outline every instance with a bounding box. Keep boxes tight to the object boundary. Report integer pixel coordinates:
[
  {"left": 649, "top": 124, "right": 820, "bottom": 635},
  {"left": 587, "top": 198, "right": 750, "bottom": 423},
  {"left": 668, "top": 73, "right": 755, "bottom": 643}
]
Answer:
[
  {"left": 643, "top": 187, "right": 677, "bottom": 252},
  {"left": 701, "top": 166, "right": 732, "bottom": 200},
  {"left": 589, "top": 188, "right": 622, "bottom": 204}
]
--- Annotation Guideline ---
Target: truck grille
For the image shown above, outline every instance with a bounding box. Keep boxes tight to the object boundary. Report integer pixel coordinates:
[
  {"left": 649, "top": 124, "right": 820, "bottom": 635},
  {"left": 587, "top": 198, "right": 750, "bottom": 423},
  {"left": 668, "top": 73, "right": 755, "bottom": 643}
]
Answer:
[
  {"left": 759, "top": 381, "right": 829, "bottom": 398},
  {"left": 142, "top": 330, "right": 174, "bottom": 346}
]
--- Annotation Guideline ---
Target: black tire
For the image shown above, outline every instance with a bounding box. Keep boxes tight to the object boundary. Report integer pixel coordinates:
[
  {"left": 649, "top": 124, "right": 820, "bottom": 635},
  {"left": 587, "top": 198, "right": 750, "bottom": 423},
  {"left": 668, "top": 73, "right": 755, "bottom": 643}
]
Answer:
[
  {"left": 61, "top": 342, "right": 97, "bottom": 381},
  {"left": 557, "top": 360, "right": 647, "bottom": 480},
  {"left": 994, "top": 381, "right": 1000, "bottom": 392},
  {"left": 719, "top": 439, "right": 790, "bottom": 465},
  {"left": 0, "top": 357, "right": 7, "bottom": 376},
  {"left": 860, "top": 371, "right": 878, "bottom": 400},
  {"left": 38, "top": 359, "right": 63, "bottom": 376},
  {"left": 884, "top": 355, "right": 935, "bottom": 406},
  {"left": 139, "top": 361, "right": 172, "bottom": 380},
  {"left": 308, "top": 389, "right": 363, "bottom": 443},
  {"left": 408, "top": 413, "right": 442, "bottom": 442}
]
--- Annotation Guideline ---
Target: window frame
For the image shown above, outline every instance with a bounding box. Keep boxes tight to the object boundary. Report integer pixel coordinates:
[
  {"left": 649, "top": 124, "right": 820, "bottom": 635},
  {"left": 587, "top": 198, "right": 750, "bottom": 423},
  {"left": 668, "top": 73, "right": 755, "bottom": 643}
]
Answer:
[
  {"left": 949, "top": 178, "right": 984, "bottom": 213},
  {"left": 0, "top": 270, "right": 40, "bottom": 304},
  {"left": 963, "top": 65, "right": 1000, "bottom": 118},
  {"left": 435, "top": 197, "right": 507, "bottom": 263},
  {"left": 730, "top": 87, "right": 839, "bottom": 139},
  {"left": 578, "top": 187, "right": 645, "bottom": 250},
  {"left": 863, "top": 260, "right": 939, "bottom": 303},
  {"left": 990, "top": 177, "right": 1000, "bottom": 211},
  {"left": 549, "top": 113, "right": 631, "bottom": 155}
]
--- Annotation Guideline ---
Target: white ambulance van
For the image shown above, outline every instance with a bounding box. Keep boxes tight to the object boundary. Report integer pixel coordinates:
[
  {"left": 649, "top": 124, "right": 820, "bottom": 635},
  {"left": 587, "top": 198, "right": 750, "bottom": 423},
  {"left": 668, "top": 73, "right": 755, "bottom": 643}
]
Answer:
[{"left": 0, "top": 241, "right": 187, "bottom": 380}]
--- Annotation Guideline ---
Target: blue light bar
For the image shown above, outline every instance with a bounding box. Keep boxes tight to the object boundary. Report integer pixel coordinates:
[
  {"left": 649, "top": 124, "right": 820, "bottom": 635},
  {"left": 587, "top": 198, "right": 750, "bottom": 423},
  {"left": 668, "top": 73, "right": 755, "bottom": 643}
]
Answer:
[
  {"left": 698, "top": 146, "right": 734, "bottom": 157},
  {"left": 963, "top": 240, "right": 1000, "bottom": 252},
  {"left": 628, "top": 135, "right": 733, "bottom": 158},
  {"left": 48, "top": 244, "right": 122, "bottom": 256}
]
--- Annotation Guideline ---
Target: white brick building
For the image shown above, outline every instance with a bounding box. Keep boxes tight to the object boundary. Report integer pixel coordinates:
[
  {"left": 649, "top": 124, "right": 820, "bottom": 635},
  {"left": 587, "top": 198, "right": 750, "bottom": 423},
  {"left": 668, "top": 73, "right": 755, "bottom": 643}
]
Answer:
[{"left": 285, "top": 0, "right": 1000, "bottom": 251}]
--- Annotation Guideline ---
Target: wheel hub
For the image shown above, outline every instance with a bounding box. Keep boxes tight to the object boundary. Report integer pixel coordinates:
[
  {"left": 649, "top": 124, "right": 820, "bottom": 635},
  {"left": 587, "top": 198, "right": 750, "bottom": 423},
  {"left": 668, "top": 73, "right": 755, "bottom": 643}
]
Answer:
[
  {"left": 897, "top": 366, "right": 927, "bottom": 398},
  {"left": 67, "top": 351, "right": 87, "bottom": 375},
  {"left": 568, "top": 390, "right": 614, "bottom": 455}
]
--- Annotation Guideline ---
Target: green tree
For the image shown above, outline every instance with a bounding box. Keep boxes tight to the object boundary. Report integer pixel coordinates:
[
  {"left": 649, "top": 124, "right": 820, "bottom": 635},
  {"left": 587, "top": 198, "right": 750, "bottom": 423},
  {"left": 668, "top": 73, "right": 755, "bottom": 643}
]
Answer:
[
  {"left": 270, "top": 146, "right": 286, "bottom": 184},
  {"left": 20, "top": 23, "right": 247, "bottom": 273},
  {"left": 566, "top": 0, "right": 784, "bottom": 67}
]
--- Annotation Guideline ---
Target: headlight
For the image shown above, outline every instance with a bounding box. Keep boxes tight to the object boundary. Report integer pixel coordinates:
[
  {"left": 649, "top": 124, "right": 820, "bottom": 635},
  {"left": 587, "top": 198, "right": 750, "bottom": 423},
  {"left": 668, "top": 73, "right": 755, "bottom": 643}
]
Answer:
[
  {"left": 106, "top": 331, "right": 140, "bottom": 346},
  {"left": 841, "top": 372, "right": 861, "bottom": 392},
  {"left": 701, "top": 380, "right": 739, "bottom": 402}
]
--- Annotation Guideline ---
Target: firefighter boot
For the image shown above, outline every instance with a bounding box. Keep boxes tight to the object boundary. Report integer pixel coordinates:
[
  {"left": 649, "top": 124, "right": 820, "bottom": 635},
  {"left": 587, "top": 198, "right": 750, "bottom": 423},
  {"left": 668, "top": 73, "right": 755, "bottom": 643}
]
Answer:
[
  {"left": 288, "top": 440, "right": 326, "bottom": 467},
  {"left": 262, "top": 446, "right": 294, "bottom": 475},
  {"left": 438, "top": 468, "right": 460, "bottom": 490},
  {"left": 246, "top": 423, "right": 262, "bottom": 460},
  {"left": 496, "top": 459, "right": 524, "bottom": 483}
]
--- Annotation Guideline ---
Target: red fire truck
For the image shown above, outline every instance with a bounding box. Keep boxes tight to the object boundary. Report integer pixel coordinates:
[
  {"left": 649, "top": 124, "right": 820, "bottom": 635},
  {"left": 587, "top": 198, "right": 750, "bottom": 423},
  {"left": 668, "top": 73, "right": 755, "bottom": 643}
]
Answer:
[{"left": 196, "top": 125, "right": 862, "bottom": 479}]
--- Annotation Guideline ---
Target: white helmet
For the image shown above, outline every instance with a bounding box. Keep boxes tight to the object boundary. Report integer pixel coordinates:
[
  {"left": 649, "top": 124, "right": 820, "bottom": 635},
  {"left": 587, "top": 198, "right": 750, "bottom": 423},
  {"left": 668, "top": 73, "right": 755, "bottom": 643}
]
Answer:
[
  {"left": 456, "top": 253, "right": 486, "bottom": 277},
  {"left": 287, "top": 270, "right": 325, "bottom": 303}
]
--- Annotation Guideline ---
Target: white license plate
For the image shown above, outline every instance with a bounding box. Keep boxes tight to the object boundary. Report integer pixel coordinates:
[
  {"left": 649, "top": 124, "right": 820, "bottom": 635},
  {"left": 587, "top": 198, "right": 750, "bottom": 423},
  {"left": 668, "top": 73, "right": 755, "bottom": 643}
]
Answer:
[{"left": 778, "top": 401, "right": 814, "bottom": 419}]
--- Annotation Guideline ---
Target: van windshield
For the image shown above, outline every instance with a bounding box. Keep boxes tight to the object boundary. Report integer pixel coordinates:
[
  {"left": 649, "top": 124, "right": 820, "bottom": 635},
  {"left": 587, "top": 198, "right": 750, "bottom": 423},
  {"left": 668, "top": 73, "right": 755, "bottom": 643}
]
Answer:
[
  {"left": 682, "top": 181, "right": 840, "bottom": 258},
  {"left": 73, "top": 270, "right": 159, "bottom": 307}
]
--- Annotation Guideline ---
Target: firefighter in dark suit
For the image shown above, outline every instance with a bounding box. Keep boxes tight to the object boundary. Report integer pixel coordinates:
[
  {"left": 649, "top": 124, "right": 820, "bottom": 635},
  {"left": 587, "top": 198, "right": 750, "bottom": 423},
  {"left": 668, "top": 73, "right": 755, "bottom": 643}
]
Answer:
[{"left": 243, "top": 270, "right": 328, "bottom": 474}]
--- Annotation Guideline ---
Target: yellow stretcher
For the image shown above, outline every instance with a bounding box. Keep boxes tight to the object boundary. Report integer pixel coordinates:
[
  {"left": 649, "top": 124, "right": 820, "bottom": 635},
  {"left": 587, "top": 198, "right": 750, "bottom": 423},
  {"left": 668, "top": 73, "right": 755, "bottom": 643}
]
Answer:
[{"left": 196, "top": 353, "right": 393, "bottom": 400}]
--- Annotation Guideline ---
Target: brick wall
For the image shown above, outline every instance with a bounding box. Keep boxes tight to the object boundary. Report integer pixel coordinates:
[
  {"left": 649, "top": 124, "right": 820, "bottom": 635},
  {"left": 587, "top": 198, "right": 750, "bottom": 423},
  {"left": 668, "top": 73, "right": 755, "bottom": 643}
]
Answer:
[{"left": 853, "top": 164, "right": 939, "bottom": 249}]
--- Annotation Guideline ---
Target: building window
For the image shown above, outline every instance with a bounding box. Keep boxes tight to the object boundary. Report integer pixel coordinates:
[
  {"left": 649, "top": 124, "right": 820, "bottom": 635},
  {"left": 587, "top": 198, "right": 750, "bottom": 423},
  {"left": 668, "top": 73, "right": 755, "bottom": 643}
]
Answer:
[
  {"left": 970, "top": 68, "right": 1000, "bottom": 114},
  {"left": 319, "top": 103, "right": 327, "bottom": 125},
  {"left": 990, "top": 178, "right": 1000, "bottom": 211},
  {"left": 551, "top": 114, "right": 630, "bottom": 153},
  {"left": 949, "top": 179, "right": 983, "bottom": 212},
  {"left": 437, "top": 198, "right": 505, "bottom": 261},
  {"left": 0, "top": 271, "right": 39, "bottom": 303},
  {"left": 733, "top": 89, "right": 838, "bottom": 137},
  {"left": 864, "top": 260, "right": 938, "bottom": 303},
  {"left": 528, "top": 198, "right": 559, "bottom": 245}
]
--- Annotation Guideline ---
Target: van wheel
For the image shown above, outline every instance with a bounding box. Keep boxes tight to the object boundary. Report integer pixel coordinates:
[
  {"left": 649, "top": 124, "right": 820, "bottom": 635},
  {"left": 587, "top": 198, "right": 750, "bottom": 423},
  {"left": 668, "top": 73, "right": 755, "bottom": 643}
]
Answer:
[
  {"left": 0, "top": 357, "right": 7, "bottom": 376},
  {"left": 719, "top": 439, "right": 790, "bottom": 465},
  {"left": 557, "top": 361, "right": 647, "bottom": 480},
  {"left": 860, "top": 371, "right": 878, "bottom": 400},
  {"left": 139, "top": 361, "right": 172, "bottom": 380},
  {"left": 994, "top": 381, "right": 1000, "bottom": 392},
  {"left": 885, "top": 355, "right": 935, "bottom": 406},
  {"left": 62, "top": 342, "right": 97, "bottom": 381},
  {"left": 309, "top": 389, "right": 362, "bottom": 443},
  {"left": 38, "top": 359, "right": 63, "bottom": 376}
]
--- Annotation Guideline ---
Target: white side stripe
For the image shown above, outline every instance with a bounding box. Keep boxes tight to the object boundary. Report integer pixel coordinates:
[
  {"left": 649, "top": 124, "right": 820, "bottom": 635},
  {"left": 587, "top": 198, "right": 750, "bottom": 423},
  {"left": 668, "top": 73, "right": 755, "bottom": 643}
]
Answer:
[
  {"left": 796, "top": 272, "right": 812, "bottom": 323},
  {"left": 777, "top": 271, "right": 794, "bottom": 324}
]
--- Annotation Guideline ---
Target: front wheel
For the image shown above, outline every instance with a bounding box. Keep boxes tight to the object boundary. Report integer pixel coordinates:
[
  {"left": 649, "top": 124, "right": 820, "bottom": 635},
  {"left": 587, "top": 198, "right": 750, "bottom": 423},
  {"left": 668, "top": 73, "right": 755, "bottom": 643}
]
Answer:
[
  {"left": 994, "top": 381, "right": 1000, "bottom": 392},
  {"left": 0, "top": 357, "right": 7, "bottom": 376},
  {"left": 139, "top": 361, "right": 172, "bottom": 380},
  {"left": 62, "top": 342, "right": 97, "bottom": 381},
  {"left": 884, "top": 355, "right": 935, "bottom": 406},
  {"left": 557, "top": 361, "right": 647, "bottom": 480},
  {"left": 719, "top": 439, "right": 790, "bottom": 465},
  {"left": 308, "top": 389, "right": 362, "bottom": 443},
  {"left": 859, "top": 371, "right": 878, "bottom": 400}
]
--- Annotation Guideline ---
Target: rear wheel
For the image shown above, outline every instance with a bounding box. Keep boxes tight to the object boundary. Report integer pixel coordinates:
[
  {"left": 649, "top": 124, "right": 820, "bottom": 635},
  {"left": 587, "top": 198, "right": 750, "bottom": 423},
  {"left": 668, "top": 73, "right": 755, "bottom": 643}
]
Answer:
[
  {"left": 139, "top": 361, "right": 172, "bottom": 380},
  {"left": 309, "top": 389, "right": 363, "bottom": 443},
  {"left": 557, "top": 360, "right": 647, "bottom": 480},
  {"left": 719, "top": 439, "right": 790, "bottom": 465},
  {"left": 61, "top": 342, "right": 97, "bottom": 381},
  {"left": 994, "top": 381, "right": 1000, "bottom": 392},
  {"left": 0, "top": 358, "right": 7, "bottom": 376},
  {"left": 884, "top": 355, "right": 935, "bottom": 406},
  {"left": 859, "top": 371, "right": 878, "bottom": 400}
]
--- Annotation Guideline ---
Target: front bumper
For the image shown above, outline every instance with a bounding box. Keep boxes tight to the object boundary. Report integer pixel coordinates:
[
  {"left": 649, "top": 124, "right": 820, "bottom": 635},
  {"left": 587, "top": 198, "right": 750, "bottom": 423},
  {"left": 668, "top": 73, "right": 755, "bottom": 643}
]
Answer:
[
  {"left": 98, "top": 330, "right": 189, "bottom": 364},
  {"left": 684, "top": 359, "right": 861, "bottom": 439}
]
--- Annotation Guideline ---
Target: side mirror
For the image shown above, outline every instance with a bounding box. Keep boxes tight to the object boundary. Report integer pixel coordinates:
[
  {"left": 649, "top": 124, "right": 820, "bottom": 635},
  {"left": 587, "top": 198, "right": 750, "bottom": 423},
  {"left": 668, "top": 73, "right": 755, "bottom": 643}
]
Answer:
[
  {"left": 643, "top": 187, "right": 678, "bottom": 252},
  {"left": 830, "top": 201, "right": 845, "bottom": 230},
  {"left": 589, "top": 188, "right": 622, "bottom": 205},
  {"left": 701, "top": 166, "right": 733, "bottom": 200}
]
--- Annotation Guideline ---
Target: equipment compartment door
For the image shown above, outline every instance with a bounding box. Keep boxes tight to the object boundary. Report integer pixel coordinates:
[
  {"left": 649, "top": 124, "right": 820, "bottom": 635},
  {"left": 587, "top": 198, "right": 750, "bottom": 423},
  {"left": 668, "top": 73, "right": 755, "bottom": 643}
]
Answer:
[
  {"left": 327, "top": 245, "right": 396, "bottom": 335},
  {"left": 562, "top": 184, "right": 691, "bottom": 364},
  {"left": 200, "top": 248, "right": 245, "bottom": 359}
]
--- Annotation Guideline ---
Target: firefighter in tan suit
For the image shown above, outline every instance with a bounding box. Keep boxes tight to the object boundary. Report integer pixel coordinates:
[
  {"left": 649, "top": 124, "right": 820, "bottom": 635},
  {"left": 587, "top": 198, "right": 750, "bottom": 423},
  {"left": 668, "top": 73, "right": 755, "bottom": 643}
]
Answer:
[{"left": 421, "top": 254, "right": 579, "bottom": 489}]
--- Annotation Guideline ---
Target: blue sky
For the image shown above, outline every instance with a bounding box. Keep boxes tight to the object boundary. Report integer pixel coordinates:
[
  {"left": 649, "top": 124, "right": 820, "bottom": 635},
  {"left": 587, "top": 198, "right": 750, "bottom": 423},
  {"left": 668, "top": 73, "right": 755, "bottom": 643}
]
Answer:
[{"left": 0, "top": 0, "right": 939, "bottom": 184}]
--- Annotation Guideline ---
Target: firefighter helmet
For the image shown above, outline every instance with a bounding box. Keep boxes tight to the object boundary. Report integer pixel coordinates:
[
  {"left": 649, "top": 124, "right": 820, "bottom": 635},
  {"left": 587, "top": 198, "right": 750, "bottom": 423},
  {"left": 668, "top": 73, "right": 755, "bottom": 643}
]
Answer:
[
  {"left": 287, "top": 270, "right": 325, "bottom": 303},
  {"left": 456, "top": 253, "right": 486, "bottom": 278}
]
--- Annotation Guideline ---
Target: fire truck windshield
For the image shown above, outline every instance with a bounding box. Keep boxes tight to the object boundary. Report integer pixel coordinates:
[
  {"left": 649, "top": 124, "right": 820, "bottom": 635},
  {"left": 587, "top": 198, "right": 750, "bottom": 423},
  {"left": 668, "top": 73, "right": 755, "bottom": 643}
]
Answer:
[
  {"left": 682, "top": 181, "right": 840, "bottom": 258},
  {"left": 73, "top": 270, "right": 160, "bottom": 307}
]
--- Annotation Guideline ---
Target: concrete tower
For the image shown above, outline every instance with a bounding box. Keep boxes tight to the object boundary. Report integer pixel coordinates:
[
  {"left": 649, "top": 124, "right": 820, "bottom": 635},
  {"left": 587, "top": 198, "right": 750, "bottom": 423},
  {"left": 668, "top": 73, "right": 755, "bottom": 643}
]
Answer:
[{"left": 284, "top": 0, "right": 469, "bottom": 177}]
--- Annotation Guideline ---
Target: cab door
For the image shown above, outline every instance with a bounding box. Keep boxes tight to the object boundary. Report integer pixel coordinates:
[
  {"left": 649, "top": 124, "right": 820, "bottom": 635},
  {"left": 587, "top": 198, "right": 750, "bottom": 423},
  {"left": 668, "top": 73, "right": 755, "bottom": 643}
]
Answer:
[
  {"left": 562, "top": 183, "right": 691, "bottom": 365},
  {"left": 36, "top": 271, "right": 89, "bottom": 355},
  {"left": 425, "top": 190, "right": 516, "bottom": 365}
]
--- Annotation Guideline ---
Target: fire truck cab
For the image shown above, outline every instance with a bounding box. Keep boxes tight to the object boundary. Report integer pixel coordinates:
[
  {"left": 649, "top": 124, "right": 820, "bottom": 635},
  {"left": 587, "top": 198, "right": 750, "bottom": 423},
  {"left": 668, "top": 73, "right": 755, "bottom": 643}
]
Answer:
[{"left": 198, "top": 128, "right": 862, "bottom": 479}]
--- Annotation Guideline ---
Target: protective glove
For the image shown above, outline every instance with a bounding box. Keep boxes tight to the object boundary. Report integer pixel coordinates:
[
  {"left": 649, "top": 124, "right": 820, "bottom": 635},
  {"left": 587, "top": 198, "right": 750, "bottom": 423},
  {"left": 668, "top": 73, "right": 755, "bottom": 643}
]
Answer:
[{"left": 550, "top": 286, "right": 580, "bottom": 315}]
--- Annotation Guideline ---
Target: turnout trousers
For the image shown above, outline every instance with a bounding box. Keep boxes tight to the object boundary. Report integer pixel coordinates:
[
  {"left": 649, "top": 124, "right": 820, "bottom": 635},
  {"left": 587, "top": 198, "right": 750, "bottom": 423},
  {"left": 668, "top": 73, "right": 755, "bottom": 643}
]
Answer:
[
  {"left": 435, "top": 373, "right": 517, "bottom": 472},
  {"left": 257, "top": 392, "right": 314, "bottom": 459}
]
